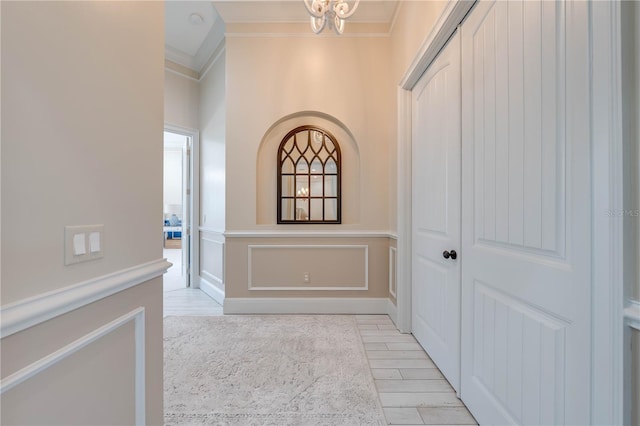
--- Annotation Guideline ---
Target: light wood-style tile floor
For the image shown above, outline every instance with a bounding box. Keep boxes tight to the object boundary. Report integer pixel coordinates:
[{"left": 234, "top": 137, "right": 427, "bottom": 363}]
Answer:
[
  {"left": 161, "top": 300, "right": 475, "bottom": 425},
  {"left": 355, "top": 315, "right": 477, "bottom": 426},
  {"left": 163, "top": 247, "right": 223, "bottom": 317},
  {"left": 163, "top": 288, "right": 223, "bottom": 317}
]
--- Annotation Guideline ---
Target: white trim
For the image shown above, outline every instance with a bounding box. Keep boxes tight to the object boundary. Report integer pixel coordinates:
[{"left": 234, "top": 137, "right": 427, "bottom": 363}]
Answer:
[
  {"left": 164, "top": 66, "right": 199, "bottom": 83},
  {"left": 247, "top": 245, "right": 368, "bottom": 291},
  {"left": 199, "top": 277, "right": 225, "bottom": 306},
  {"left": 0, "top": 259, "right": 169, "bottom": 339},
  {"left": 387, "top": 0, "right": 403, "bottom": 35},
  {"left": 0, "top": 307, "right": 146, "bottom": 425},
  {"left": 225, "top": 32, "right": 390, "bottom": 39},
  {"left": 200, "top": 235, "right": 225, "bottom": 299},
  {"left": 201, "top": 234, "right": 225, "bottom": 244},
  {"left": 225, "top": 230, "right": 394, "bottom": 238},
  {"left": 387, "top": 299, "right": 398, "bottom": 326},
  {"left": 396, "top": 86, "right": 413, "bottom": 334},
  {"left": 625, "top": 300, "right": 640, "bottom": 331},
  {"left": 201, "top": 270, "right": 223, "bottom": 287},
  {"left": 199, "top": 42, "right": 226, "bottom": 82},
  {"left": 199, "top": 227, "right": 225, "bottom": 235},
  {"left": 388, "top": 246, "right": 397, "bottom": 298},
  {"left": 223, "top": 297, "right": 388, "bottom": 315},
  {"left": 399, "top": 0, "right": 475, "bottom": 90},
  {"left": 590, "top": 1, "right": 625, "bottom": 424},
  {"left": 164, "top": 124, "right": 200, "bottom": 290},
  {"left": 396, "top": 1, "right": 474, "bottom": 336}
]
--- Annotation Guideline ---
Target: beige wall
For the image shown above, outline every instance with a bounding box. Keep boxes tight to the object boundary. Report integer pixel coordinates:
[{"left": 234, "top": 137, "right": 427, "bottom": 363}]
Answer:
[
  {"left": 390, "top": 1, "right": 448, "bottom": 85},
  {"left": 199, "top": 50, "right": 226, "bottom": 233},
  {"left": 1, "top": 2, "right": 164, "bottom": 423},
  {"left": 222, "top": 28, "right": 394, "bottom": 302},
  {"left": 225, "top": 32, "right": 393, "bottom": 231},
  {"left": 387, "top": 1, "right": 447, "bottom": 231},
  {"left": 225, "top": 237, "right": 389, "bottom": 298},
  {"left": 2, "top": 1, "right": 163, "bottom": 302},
  {"left": 198, "top": 48, "right": 226, "bottom": 294},
  {"left": 165, "top": 69, "right": 199, "bottom": 130}
]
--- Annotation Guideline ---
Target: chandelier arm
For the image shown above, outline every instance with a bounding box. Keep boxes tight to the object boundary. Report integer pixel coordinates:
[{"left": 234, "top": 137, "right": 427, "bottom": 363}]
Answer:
[
  {"left": 333, "top": 0, "right": 360, "bottom": 19},
  {"left": 303, "top": 0, "right": 325, "bottom": 18},
  {"left": 310, "top": 16, "right": 327, "bottom": 34},
  {"left": 334, "top": 16, "right": 345, "bottom": 35}
]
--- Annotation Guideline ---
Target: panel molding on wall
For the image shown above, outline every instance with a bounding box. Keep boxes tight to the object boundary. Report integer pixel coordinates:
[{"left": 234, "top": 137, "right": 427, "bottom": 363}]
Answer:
[
  {"left": 223, "top": 297, "right": 388, "bottom": 314},
  {"left": 226, "top": 230, "right": 395, "bottom": 238},
  {"left": 0, "top": 307, "right": 146, "bottom": 425},
  {"left": 248, "top": 245, "right": 368, "bottom": 291},
  {"left": 387, "top": 299, "right": 398, "bottom": 325},
  {"left": 199, "top": 231, "right": 225, "bottom": 305},
  {"left": 200, "top": 235, "right": 224, "bottom": 286},
  {"left": 0, "top": 259, "right": 170, "bottom": 338},
  {"left": 389, "top": 246, "right": 397, "bottom": 298}
]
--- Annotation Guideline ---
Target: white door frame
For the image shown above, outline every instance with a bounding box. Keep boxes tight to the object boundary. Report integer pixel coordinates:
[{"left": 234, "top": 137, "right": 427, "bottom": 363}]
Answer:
[
  {"left": 164, "top": 123, "right": 200, "bottom": 290},
  {"left": 395, "top": 0, "right": 623, "bottom": 423}
]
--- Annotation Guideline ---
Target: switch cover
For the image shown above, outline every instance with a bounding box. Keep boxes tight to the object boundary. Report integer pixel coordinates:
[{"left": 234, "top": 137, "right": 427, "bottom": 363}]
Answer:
[
  {"left": 65, "top": 225, "right": 104, "bottom": 265},
  {"left": 73, "top": 233, "right": 86, "bottom": 255}
]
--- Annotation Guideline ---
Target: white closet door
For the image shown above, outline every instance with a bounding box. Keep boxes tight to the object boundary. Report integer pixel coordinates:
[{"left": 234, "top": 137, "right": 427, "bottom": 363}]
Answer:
[
  {"left": 460, "top": 0, "right": 591, "bottom": 424},
  {"left": 412, "top": 32, "right": 461, "bottom": 392}
]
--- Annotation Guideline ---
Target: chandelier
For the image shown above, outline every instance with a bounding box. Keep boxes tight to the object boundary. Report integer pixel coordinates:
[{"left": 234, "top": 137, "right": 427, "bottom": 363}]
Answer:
[{"left": 303, "top": 0, "right": 360, "bottom": 35}]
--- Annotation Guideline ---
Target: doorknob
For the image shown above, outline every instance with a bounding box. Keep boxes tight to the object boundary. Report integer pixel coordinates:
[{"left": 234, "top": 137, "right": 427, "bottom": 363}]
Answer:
[{"left": 443, "top": 250, "right": 457, "bottom": 260}]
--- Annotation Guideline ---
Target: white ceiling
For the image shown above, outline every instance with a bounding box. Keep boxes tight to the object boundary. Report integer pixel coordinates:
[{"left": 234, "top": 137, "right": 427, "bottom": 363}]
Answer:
[{"left": 165, "top": 1, "right": 398, "bottom": 75}]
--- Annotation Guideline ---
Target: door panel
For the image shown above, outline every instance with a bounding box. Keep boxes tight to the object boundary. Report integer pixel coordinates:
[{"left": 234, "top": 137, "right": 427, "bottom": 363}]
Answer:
[
  {"left": 412, "top": 32, "right": 461, "bottom": 392},
  {"left": 461, "top": 1, "right": 591, "bottom": 424}
]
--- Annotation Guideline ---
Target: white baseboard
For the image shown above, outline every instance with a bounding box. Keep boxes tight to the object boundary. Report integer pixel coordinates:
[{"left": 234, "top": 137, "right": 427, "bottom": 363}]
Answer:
[
  {"left": 223, "top": 297, "right": 389, "bottom": 315},
  {"left": 199, "top": 277, "right": 225, "bottom": 306},
  {"left": 387, "top": 299, "right": 398, "bottom": 326}
]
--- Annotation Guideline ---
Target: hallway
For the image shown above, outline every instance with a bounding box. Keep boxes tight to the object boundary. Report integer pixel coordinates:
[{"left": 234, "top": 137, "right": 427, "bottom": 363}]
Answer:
[{"left": 163, "top": 248, "right": 222, "bottom": 317}]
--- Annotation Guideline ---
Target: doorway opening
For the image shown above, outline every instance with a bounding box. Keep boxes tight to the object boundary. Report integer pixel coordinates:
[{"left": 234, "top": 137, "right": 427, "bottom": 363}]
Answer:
[{"left": 163, "top": 130, "right": 191, "bottom": 291}]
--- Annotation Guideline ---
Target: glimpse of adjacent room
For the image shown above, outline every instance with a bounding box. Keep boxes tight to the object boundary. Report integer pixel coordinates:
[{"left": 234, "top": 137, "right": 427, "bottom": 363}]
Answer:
[
  {"left": 163, "top": 130, "right": 223, "bottom": 316},
  {"left": 163, "top": 131, "right": 188, "bottom": 291}
]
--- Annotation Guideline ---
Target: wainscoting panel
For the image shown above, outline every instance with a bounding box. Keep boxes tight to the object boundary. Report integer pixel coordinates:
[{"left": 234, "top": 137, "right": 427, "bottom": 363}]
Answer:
[
  {"left": 224, "top": 236, "right": 390, "bottom": 299},
  {"left": 389, "top": 246, "right": 397, "bottom": 299},
  {"left": 1, "top": 308, "right": 146, "bottom": 426},
  {"left": 248, "top": 245, "right": 368, "bottom": 291},
  {"left": 199, "top": 231, "right": 225, "bottom": 305},
  {"left": 200, "top": 233, "right": 224, "bottom": 288}
]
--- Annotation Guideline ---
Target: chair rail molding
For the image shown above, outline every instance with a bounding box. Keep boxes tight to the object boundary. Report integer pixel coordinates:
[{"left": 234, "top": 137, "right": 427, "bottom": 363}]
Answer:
[
  {"left": 0, "top": 259, "right": 170, "bottom": 338},
  {"left": 225, "top": 230, "right": 395, "bottom": 238}
]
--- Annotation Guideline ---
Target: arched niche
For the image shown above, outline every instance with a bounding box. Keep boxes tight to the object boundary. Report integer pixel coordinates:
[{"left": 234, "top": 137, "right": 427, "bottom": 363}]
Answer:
[{"left": 256, "top": 111, "right": 360, "bottom": 225}]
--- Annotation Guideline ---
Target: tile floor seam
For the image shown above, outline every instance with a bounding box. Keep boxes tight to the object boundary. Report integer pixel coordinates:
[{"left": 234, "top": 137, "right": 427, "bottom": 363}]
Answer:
[{"left": 354, "top": 314, "right": 476, "bottom": 426}]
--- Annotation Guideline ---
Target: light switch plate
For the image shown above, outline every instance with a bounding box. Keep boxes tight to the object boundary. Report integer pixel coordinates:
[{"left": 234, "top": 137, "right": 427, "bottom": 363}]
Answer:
[{"left": 65, "top": 225, "right": 104, "bottom": 265}]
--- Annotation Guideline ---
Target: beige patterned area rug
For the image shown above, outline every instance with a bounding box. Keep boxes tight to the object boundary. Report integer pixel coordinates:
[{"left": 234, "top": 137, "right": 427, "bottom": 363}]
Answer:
[{"left": 164, "top": 315, "right": 386, "bottom": 426}]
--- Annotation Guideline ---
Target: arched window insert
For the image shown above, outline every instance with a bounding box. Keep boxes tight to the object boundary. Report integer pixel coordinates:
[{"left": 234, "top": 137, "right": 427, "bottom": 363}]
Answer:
[{"left": 277, "top": 126, "right": 341, "bottom": 224}]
